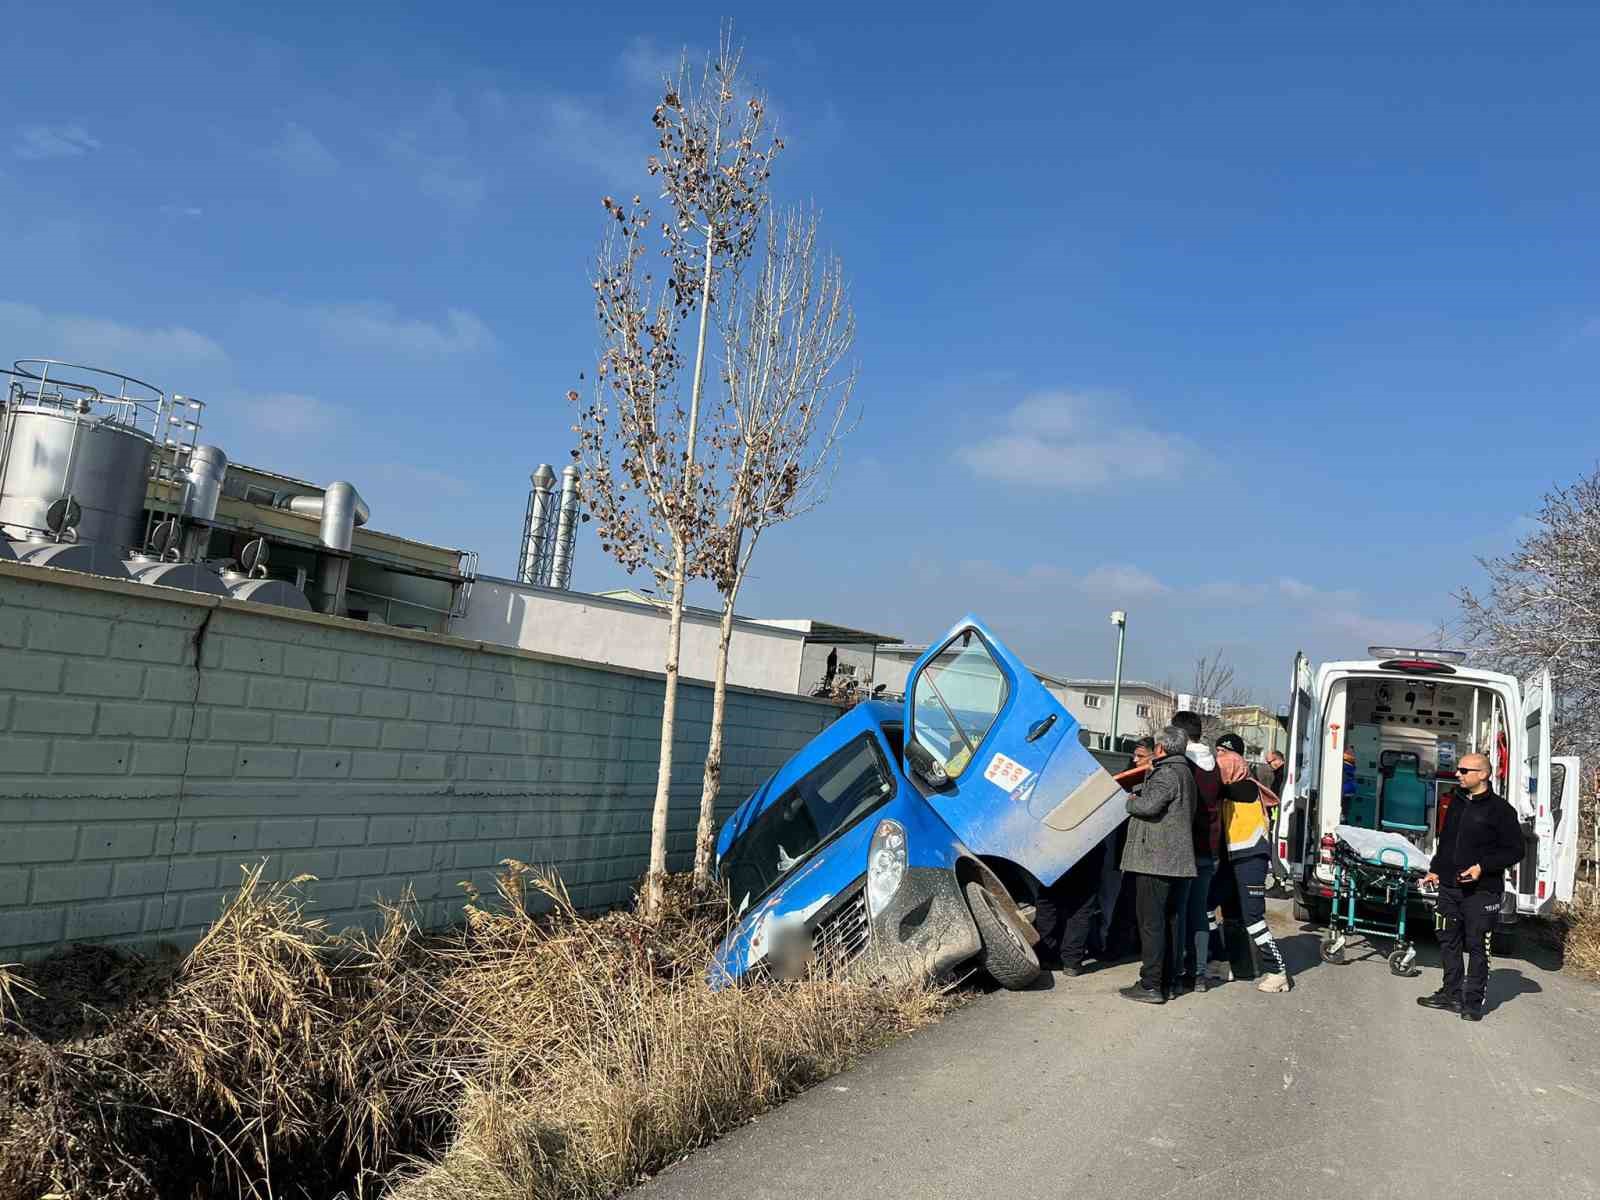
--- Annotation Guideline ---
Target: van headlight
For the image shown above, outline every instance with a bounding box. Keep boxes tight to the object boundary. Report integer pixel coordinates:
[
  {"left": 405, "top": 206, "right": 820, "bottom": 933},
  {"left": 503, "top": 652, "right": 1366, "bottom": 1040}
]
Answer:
[{"left": 866, "top": 818, "right": 908, "bottom": 919}]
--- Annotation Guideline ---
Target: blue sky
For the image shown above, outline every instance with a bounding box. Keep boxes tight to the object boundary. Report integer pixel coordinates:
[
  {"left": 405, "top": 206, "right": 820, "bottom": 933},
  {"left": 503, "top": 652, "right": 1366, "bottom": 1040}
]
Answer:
[{"left": 5, "top": 2, "right": 1599, "bottom": 699}]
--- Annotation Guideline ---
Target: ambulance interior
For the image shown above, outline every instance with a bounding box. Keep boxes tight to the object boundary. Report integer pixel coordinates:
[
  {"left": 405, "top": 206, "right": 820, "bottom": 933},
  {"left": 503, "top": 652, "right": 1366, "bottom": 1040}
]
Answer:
[{"left": 1325, "top": 675, "right": 1512, "bottom": 857}]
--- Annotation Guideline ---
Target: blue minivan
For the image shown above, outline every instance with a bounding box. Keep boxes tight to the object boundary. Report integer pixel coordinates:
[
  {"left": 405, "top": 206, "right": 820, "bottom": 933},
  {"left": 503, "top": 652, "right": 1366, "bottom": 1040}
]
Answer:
[{"left": 710, "top": 615, "right": 1130, "bottom": 990}]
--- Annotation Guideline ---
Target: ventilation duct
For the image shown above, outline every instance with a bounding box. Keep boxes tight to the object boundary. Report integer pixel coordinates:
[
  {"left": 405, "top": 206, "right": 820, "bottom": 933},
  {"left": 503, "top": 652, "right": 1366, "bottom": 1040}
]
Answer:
[
  {"left": 546, "top": 464, "right": 580, "bottom": 590},
  {"left": 519, "top": 463, "right": 557, "bottom": 585},
  {"left": 180, "top": 444, "right": 228, "bottom": 523},
  {"left": 279, "top": 481, "right": 368, "bottom": 614},
  {"left": 282, "top": 480, "right": 369, "bottom": 552}
]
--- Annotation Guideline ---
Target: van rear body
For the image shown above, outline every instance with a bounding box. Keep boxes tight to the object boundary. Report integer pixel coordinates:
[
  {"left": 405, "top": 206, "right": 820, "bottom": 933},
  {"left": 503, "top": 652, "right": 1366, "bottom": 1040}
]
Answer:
[{"left": 1275, "top": 649, "right": 1581, "bottom": 921}]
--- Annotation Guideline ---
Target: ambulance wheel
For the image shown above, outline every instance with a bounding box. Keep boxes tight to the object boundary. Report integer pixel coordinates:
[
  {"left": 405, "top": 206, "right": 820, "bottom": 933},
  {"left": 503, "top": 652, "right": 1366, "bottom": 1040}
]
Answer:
[
  {"left": 1294, "top": 897, "right": 1327, "bottom": 926},
  {"left": 1388, "top": 945, "right": 1418, "bottom": 977},
  {"left": 964, "top": 880, "right": 1040, "bottom": 990},
  {"left": 1319, "top": 932, "right": 1346, "bottom": 964}
]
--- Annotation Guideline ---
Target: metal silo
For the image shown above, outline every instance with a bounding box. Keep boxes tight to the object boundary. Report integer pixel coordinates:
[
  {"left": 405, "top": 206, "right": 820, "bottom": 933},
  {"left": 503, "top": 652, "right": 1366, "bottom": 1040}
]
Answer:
[{"left": 0, "top": 360, "right": 175, "bottom": 551}]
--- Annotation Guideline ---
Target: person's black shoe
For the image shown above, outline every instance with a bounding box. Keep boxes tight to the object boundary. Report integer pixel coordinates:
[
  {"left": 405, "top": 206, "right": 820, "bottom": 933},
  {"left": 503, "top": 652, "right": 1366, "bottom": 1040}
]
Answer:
[
  {"left": 1059, "top": 963, "right": 1084, "bottom": 977},
  {"left": 1416, "top": 990, "right": 1461, "bottom": 1013},
  {"left": 1119, "top": 984, "right": 1166, "bottom": 1005},
  {"left": 1461, "top": 1007, "right": 1484, "bottom": 1022},
  {"left": 1192, "top": 974, "right": 1213, "bottom": 993},
  {"left": 1173, "top": 974, "right": 1196, "bottom": 996}
]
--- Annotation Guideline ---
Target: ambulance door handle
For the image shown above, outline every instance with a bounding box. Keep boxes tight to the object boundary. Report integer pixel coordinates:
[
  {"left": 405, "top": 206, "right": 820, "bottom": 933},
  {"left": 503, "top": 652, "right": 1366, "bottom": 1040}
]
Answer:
[{"left": 1026, "top": 714, "right": 1057, "bottom": 743}]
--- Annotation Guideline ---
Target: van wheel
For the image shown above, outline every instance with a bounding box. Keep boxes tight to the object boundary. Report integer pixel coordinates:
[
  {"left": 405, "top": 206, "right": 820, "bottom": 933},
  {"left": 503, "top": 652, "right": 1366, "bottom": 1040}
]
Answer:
[
  {"left": 964, "top": 880, "right": 1040, "bottom": 990},
  {"left": 1292, "top": 897, "right": 1326, "bottom": 925}
]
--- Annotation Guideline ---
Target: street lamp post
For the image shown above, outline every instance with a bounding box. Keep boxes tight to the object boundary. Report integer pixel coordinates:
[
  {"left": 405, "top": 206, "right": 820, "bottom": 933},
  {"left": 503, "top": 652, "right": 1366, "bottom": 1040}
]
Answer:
[{"left": 1109, "top": 610, "right": 1127, "bottom": 753}]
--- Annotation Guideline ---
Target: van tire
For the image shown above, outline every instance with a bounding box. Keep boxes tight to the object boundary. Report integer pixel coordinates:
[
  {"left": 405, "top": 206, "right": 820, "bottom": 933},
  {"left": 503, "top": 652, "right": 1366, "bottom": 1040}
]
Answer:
[
  {"left": 964, "top": 880, "right": 1040, "bottom": 990},
  {"left": 1293, "top": 896, "right": 1327, "bottom": 926}
]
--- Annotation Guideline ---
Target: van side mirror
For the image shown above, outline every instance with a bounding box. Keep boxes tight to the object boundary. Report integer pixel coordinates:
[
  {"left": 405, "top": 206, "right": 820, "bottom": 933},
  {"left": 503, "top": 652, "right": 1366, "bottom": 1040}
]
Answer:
[{"left": 905, "top": 739, "right": 950, "bottom": 788}]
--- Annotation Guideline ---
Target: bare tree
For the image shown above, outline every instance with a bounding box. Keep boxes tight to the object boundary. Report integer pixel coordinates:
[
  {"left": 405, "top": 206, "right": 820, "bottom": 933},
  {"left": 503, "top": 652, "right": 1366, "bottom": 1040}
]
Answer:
[
  {"left": 1178, "top": 651, "right": 1255, "bottom": 741},
  {"left": 1458, "top": 467, "right": 1600, "bottom": 866},
  {"left": 689, "top": 210, "right": 857, "bottom": 886},
  {"left": 571, "top": 31, "right": 780, "bottom": 918}
]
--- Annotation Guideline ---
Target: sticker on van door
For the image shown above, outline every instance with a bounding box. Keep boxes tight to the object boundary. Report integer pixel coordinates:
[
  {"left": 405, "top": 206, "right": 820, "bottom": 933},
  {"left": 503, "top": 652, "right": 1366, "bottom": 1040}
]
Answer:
[{"left": 984, "top": 752, "right": 1032, "bottom": 793}]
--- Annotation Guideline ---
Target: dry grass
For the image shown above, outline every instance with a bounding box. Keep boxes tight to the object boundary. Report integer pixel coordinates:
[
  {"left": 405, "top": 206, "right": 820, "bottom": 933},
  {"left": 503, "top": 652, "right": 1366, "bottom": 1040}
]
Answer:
[
  {"left": 0, "top": 862, "right": 947, "bottom": 1200},
  {"left": 1562, "top": 884, "right": 1600, "bottom": 980}
]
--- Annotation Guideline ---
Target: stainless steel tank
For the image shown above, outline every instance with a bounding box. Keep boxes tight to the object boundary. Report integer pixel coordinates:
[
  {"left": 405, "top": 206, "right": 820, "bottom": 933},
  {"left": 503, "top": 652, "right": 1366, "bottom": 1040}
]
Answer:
[
  {"left": 0, "top": 403, "right": 156, "bottom": 549},
  {"left": 222, "top": 572, "right": 312, "bottom": 610},
  {"left": 125, "top": 557, "right": 231, "bottom": 596},
  {"left": 11, "top": 540, "right": 132, "bottom": 579}
]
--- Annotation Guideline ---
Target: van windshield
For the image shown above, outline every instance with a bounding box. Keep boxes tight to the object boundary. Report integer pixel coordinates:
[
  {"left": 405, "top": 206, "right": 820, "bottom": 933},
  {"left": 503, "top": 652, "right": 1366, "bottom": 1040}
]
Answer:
[{"left": 719, "top": 733, "right": 896, "bottom": 915}]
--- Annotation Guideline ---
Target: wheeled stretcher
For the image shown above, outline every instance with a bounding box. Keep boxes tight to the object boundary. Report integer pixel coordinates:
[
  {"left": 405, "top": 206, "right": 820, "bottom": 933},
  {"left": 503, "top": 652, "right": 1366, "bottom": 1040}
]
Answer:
[{"left": 1318, "top": 825, "right": 1430, "bottom": 976}]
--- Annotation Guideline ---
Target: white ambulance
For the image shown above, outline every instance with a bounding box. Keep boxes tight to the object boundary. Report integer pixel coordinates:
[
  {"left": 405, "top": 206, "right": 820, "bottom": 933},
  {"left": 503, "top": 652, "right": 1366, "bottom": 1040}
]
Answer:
[{"left": 1276, "top": 647, "right": 1582, "bottom": 930}]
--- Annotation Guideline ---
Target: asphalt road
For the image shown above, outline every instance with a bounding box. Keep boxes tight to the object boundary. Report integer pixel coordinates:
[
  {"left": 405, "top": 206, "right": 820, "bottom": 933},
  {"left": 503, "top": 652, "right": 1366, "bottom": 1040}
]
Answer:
[{"left": 635, "top": 902, "right": 1600, "bottom": 1200}]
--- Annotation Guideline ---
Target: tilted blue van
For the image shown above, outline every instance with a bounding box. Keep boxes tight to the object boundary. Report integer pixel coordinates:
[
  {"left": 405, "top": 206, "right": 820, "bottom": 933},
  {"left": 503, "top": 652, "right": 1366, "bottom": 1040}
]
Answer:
[{"left": 710, "top": 615, "right": 1131, "bottom": 990}]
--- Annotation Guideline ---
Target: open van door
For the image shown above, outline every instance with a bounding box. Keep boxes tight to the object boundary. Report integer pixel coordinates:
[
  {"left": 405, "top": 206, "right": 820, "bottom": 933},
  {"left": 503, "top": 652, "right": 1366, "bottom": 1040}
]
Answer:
[
  {"left": 902, "top": 615, "right": 1126, "bottom": 887},
  {"left": 1518, "top": 668, "right": 1555, "bottom": 913},
  {"left": 1552, "top": 755, "right": 1581, "bottom": 903},
  {"left": 1277, "top": 652, "right": 1317, "bottom": 879}
]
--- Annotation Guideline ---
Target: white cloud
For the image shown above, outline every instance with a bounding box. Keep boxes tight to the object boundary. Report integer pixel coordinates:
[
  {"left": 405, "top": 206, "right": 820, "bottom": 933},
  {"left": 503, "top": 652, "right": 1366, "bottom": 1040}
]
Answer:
[
  {"left": 268, "top": 123, "right": 338, "bottom": 175},
  {"left": 1077, "top": 563, "right": 1170, "bottom": 598},
  {"left": 382, "top": 92, "right": 489, "bottom": 215},
  {"left": 308, "top": 303, "right": 495, "bottom": 355},
  {"left": 244, "top": 393, "right": 339, "bottom": 437},
  {"left": 618, "top": 37, "right": 680, "bottom": 89},
  {"left": 958, "top": 390, "right": 1202, "bottom": 489},
  {"left": 1274, "top": 576, "right": 1435, "bottom": 652},
  {"left": 0, "top": 300, "right": 226, "bottom": 365},
  {"left": 531, "top": 94, "right": 643, "bottom": 181},
  {"left": 14, "top": 124, "right": 101, "bottom": 160},
  {"left": 954, "top": 559, "right": 1170, "bottom": 599}
]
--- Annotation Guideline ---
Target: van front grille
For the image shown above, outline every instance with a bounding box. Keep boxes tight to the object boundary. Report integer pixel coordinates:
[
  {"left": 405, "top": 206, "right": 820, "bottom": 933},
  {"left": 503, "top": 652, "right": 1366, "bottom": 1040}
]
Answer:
[{"left": 811, "top": 885, "right": 870, "bottom": 972}]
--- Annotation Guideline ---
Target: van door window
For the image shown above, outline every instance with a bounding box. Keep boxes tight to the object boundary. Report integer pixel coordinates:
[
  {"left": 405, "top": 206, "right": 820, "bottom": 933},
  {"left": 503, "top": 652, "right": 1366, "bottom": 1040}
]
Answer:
[{"left": 911, "top": 631, "right": 1009, "bottom": 778}]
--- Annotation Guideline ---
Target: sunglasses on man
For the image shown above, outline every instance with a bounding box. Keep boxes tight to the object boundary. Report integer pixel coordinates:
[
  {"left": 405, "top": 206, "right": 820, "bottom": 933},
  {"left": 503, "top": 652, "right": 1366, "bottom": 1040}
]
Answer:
[{"left": 1455, "top": 766, "right": 1487, "bottom": 776}]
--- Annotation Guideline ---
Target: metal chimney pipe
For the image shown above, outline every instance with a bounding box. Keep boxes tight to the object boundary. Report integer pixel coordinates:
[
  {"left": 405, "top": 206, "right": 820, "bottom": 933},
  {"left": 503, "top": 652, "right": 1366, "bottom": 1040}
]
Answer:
[
  {"left": 180, "top": 444, "right": 228, "bottom": 522},
  {"left": 546, "top": 464, "right": 580, "bottom": 590},
  {"left": 519, "top": 463, "right": 557, "bottom": 585}
]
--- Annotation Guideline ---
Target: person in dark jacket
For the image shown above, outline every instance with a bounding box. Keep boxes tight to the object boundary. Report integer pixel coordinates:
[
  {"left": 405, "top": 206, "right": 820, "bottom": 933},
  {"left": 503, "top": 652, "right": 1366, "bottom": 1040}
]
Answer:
[
  {"left": 1267, "top": 750, "right": 1286, "bottom": 797},
  {"left": 1416, "top": 753, "right": 1526, "bottom": 1021},
  {"left": 1174, "top": 712, "right": 1222, "bottom": 993},
  {"left": 1037, "top": 737, "right": 1154, "bottom": 974},
  {"left": 1119, "top": 725, "right": 1197, "bottom": 1004}
]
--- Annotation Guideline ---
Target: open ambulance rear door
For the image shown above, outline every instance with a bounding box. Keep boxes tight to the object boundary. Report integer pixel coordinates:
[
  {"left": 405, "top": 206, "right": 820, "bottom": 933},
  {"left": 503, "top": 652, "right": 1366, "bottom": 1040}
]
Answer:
[
  {"left": 1277, "top": 651, "right": 1318, "bottom": 881},
  {"left": 1552, "top": 755, "right": 1581, "bottom": 903},
  {"left": 1517, "top": 668, "right": 1562, "bottom": 915}
]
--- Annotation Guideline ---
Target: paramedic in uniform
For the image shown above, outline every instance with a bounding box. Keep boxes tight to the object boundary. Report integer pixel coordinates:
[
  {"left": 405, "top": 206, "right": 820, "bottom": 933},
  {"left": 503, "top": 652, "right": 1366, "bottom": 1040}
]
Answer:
[{"left": 1416, "top": 753, "right": 1525, "bottom": 1021}]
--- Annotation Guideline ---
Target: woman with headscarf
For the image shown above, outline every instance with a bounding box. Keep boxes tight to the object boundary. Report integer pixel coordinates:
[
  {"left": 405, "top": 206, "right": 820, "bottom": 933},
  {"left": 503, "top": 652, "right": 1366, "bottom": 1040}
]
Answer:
[{"left": 1215, "top": 734, "right": 1292, "bottom": 993}]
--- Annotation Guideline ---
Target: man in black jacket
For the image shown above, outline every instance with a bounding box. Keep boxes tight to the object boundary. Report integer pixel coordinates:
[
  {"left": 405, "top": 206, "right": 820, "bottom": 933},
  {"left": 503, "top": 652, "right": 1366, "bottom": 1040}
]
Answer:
[{"left": 1416, "top": 753, "right": 1526, "bottom": 1021}]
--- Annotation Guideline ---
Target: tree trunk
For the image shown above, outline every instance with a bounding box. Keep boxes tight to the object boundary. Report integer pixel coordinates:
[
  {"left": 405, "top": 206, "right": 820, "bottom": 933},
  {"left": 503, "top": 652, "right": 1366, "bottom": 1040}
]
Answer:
[
  {"left": 693, "top": 583, "right": 741, "bottom": 887},
  {"left": 645, "top": 538, "right": 690, "bottom": 917},
  {"left": 644, "top": 227, "right": 717, "bottom": 919}
]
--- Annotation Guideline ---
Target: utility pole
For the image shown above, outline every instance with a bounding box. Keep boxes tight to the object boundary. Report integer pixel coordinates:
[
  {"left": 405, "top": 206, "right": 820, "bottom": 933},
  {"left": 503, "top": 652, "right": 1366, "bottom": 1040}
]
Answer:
[{"left": 1109, "top": 610, "right": 1127, "bottom": 753}]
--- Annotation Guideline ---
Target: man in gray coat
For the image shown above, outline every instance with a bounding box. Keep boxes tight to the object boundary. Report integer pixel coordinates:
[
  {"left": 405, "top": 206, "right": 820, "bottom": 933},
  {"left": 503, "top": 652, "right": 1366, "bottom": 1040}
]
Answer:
[{"left": 1120, "top": 725, "right": 1198, "bottom": 1004}]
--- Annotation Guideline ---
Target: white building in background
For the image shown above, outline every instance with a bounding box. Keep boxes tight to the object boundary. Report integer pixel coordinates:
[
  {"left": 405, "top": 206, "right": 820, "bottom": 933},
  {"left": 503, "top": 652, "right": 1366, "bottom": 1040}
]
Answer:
[
  {"left": 1219, "top": 704, "right": 1289, "bottom": 759},
  {"left": 451, "top": 580, "right": 898, "bottom": 696},
  {"left": 1059, "top": 679, "right": 1178, "bottom": 752}
]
